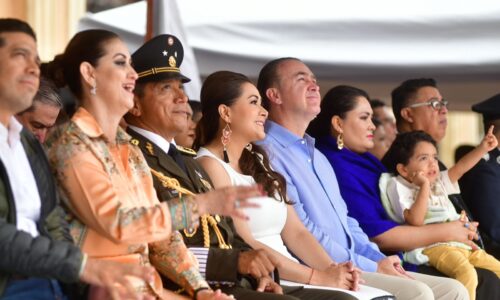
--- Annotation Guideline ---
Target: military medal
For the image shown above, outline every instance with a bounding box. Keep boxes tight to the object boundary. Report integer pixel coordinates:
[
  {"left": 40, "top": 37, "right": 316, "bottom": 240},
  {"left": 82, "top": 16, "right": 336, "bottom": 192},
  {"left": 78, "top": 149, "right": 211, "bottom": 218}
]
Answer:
[{"left": 168, "top": 56, "right": 177, "bottom": 68}]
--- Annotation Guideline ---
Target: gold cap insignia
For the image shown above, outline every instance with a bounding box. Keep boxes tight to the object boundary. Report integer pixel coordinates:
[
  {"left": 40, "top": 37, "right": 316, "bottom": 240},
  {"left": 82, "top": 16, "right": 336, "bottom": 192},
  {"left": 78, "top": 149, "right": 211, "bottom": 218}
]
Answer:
[
  {"left": 168, "top": 56, "right": 177, "bottom": 68},
  {"left": 130, "top": 139, "right": 139, "bottom": 146}
]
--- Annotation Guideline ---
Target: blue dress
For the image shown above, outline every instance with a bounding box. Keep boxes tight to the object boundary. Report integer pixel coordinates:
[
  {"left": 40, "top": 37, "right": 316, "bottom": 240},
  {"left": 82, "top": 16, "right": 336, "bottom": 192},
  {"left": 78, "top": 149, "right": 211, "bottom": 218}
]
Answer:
[{"left": 315, "top": 136, "right": 398, "bottom": 240}]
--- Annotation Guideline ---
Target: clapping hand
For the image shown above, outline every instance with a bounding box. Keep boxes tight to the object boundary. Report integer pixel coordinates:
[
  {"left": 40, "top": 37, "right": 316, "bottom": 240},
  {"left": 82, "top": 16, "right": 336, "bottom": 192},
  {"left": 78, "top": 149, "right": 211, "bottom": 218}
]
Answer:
[{"left": 196, "top": 185, "right": 264, "bottom": 220}]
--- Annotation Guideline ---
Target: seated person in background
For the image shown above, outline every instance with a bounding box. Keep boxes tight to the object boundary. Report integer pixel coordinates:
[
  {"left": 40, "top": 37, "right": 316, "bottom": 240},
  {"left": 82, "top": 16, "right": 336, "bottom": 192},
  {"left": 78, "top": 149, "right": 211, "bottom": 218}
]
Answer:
[
  {"left": 381, "top": 130, "right": 500, "bottom": 300},
  {"left": 47, "top": 30, "right": 257, "bottom": 299},
  {"left": 460, "top": 94, "right": 500, "bottom": 259},
  {"left": 370, "top": 99, "right": 397, "bottom": 146},
  {"left": 390, "top": 77, "right": 500, "bottom": 297},
  {"left": 195, "top": 70, "right": 376, "bottom": 299},
  {"left": 175, "top": 99, "right": 202, "bottom": 149},
  {"left": 16, "top": 77, "right": 62, "bottom": 144},
  {"left": 369, "top": 118, "right": 389, "bottom": 160},
  {"left": 454, "top": 144, "right": 475, "bottom": 163},
  {"left": 258, "top": 59, "right": 467, "bottom": 300}
]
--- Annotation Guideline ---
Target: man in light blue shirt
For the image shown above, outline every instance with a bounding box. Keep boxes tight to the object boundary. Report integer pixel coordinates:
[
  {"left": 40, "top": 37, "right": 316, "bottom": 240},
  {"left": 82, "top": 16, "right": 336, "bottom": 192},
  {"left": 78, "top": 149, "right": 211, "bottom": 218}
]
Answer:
[
  {"left": 256, "top": 57, "right": 467, "bottom": 300},
  {"left": 262, "top": 120, "right": 384, "bottom": 271}
]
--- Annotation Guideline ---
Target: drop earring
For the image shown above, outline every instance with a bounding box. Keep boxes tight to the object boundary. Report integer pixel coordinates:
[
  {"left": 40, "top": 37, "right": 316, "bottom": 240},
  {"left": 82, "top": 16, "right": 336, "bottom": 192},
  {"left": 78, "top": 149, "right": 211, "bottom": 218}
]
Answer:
[
  {"left": 90, "top": 83, "right": 97, "bottom": 95},
  {"left": 337, "top": 133, "right": 344, "bottom": 150},
  {"left": 221, "top": 123, "right": 232, "bottom": 163}
]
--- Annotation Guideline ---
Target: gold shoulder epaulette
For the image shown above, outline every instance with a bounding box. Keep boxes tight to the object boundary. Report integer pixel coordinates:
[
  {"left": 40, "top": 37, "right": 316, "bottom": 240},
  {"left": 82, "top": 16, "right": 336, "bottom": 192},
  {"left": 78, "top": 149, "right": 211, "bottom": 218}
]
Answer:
[{"left": 176, "top": 145, "right": 197, "bottom": 156}]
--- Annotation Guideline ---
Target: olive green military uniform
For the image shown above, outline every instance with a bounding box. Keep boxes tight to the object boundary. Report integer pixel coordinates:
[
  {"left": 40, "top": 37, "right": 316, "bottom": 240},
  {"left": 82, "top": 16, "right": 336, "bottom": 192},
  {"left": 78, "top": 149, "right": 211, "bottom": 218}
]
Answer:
[{"left": 127, "top": 129, "right": 253, "bottom": 286}]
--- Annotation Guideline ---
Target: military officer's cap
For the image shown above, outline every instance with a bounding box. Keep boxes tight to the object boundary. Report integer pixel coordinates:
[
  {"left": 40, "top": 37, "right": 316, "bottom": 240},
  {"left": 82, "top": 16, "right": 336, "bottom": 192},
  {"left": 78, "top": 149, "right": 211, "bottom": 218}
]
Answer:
[
  {"left": 472, "top": 93, "right": 500, "bottom": 122},
  {"left": 132, "top": 34, "right": 191, "bottom": 84}
]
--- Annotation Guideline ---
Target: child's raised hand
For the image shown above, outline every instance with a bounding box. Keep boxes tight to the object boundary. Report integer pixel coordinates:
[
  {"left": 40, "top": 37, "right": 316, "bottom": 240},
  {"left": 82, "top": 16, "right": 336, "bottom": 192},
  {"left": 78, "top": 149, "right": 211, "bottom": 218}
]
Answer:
[
  {"left": 410, "top": 170, "right": 429, "bottom": 187},
  {"left": 480, "top": 125, "right": 498, "bottom": 152}
]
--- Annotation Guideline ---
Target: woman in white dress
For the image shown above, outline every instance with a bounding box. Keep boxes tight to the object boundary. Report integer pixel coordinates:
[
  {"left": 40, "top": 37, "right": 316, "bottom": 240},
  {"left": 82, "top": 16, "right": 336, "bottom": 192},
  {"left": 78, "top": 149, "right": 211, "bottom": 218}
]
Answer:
[{"left": 193, "top": 71, "right": 367, "bottom": 294}]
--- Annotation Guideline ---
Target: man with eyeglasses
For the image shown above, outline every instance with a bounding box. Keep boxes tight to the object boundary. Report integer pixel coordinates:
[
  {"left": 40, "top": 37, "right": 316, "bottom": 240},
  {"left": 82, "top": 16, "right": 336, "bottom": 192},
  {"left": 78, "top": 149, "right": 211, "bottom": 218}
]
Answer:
[
  {"left": 386, "top": 78, "right": 500, "bottom": 299},
  {"left": 391, "top": 78, "right": 448, "bottom": 142}
]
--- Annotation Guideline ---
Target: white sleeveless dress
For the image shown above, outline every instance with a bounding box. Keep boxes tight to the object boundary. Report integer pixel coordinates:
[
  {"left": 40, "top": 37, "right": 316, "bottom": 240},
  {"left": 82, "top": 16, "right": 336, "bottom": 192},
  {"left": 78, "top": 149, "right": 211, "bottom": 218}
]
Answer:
[
  {"left": 196, "top": 148, "right": 394, "bottom": 299},
  {"left": 196, "top": 147, "right": 298, "bottom": 262}
]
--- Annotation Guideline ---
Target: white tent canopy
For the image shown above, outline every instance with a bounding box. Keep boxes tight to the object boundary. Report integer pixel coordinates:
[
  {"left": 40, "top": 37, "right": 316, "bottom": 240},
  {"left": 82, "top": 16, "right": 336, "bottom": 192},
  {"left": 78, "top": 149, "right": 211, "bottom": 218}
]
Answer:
[{"left": 79, "top": 0, "right": 500, "bottom": 109}]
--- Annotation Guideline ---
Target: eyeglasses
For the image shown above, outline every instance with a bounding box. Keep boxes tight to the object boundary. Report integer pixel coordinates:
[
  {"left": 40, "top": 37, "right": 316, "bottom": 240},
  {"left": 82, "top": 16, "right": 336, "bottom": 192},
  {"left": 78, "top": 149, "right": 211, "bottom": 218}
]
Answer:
[{"left": 406, "top": 99, "right": 449, "bottom": 111}]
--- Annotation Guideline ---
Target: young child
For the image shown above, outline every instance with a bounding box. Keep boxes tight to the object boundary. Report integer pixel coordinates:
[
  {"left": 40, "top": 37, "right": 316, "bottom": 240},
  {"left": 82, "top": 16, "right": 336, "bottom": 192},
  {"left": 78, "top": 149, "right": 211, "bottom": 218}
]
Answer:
[{"left": 381, "top": 128, "right": 500, "bottom": 300}]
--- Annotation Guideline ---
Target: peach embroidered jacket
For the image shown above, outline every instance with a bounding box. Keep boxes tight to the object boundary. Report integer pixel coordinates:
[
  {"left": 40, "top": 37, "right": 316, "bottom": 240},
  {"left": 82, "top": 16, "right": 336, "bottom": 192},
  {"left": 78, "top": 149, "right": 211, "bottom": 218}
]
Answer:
[{"left": 48, "top": 108, "right": 208, "bottom": 298}]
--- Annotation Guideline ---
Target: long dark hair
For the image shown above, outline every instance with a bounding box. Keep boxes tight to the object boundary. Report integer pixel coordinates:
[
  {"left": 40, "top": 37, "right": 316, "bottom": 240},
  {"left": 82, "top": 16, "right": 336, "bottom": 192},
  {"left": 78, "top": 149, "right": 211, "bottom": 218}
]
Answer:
[
  {"left": 44, "top": 29, "right": 119, "bottom": 99},
  {"left": 195, "top": 71, "right": 289, "bottom": 203},
  {"left": 307, "top": 85, "right": 370, "bottom": 139}
]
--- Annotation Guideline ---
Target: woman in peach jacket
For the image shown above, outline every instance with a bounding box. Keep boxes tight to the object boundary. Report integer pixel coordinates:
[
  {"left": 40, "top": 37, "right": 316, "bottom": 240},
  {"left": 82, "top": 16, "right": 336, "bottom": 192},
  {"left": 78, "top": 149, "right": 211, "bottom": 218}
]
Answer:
[{"left": 47, "top": 29, "right": 259, "bottom": 299}]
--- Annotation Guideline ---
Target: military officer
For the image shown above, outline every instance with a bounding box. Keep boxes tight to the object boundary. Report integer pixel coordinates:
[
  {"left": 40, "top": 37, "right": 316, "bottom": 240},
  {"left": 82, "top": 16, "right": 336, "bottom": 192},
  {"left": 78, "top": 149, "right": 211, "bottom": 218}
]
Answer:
[
  {"left": 459, "top": 94, "right": 500, "bottom": 259},
  {"left": 125, "top": 34, "right": 284, "bottom": 300}
]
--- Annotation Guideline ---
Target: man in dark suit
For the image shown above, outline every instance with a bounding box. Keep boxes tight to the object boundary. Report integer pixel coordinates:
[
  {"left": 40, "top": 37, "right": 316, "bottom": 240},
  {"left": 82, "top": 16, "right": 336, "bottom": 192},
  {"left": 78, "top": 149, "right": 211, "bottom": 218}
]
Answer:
[
  {"left": 125, "top": 34, "right": 358, "bottom": 300},
  {"left": 459, "top": 94, "right": 500, "bottom": 258}
]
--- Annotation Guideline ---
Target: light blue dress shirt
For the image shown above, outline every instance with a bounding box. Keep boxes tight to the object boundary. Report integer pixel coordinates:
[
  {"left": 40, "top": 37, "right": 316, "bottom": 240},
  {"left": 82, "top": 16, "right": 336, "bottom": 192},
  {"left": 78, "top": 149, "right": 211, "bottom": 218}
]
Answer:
[{"left": 258, "top": 121, "right": 385, "bottom": 272}]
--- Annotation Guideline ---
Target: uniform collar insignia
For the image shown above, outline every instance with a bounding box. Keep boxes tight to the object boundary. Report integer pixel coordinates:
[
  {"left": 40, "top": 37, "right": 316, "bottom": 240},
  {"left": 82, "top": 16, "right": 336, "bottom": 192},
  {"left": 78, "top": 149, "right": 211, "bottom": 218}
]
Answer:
[
  {"left": 200, "top": 178, "right": 212, "bottom": 190},
  {"left": 176, "top": 145, "right": 197, "bottom": 156},
  {"left": 146, "top": 142, "right": 155, "bottom": 155}
]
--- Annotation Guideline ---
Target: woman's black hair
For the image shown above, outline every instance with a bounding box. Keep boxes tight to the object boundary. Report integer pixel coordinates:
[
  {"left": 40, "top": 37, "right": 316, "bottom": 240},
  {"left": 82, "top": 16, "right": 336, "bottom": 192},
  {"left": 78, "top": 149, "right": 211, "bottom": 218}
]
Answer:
[{"left": 307, "top": 85, "right": 370, "bottom": 139}]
